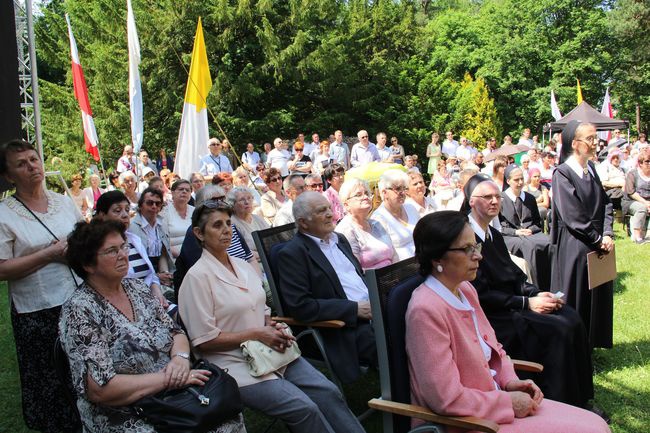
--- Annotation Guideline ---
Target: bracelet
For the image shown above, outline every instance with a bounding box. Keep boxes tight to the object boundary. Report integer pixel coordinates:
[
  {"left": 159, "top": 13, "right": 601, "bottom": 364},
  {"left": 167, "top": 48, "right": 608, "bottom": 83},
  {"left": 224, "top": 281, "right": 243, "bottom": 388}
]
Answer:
[{"left": 173, "top": 352, "right": 190, "bottom": 360}]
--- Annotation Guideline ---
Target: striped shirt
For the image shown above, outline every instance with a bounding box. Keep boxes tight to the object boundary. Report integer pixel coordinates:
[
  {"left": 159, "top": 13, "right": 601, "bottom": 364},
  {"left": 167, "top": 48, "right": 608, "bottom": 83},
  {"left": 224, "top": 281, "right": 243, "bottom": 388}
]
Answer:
[
  {"left": 227, "top": 226, "right": 253, "bottom": 261},
  {"left": 128, "top": 243, "right": 150, "bottom": 280}
]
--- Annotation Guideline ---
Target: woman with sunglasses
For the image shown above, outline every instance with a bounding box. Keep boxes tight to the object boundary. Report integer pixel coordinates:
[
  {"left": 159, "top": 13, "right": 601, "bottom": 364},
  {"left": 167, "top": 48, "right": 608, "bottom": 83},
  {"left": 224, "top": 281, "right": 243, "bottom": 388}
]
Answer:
[
  {"left": 407, "top": 211, "right": 610, "bottom": 433},
  {"left": 551, "top": 120, "right": 615, "bottom": 350},
  {"left": 128, "top": 188, "right": 174, "bottom": 291},
  {"left": 371, "top": 169, "right": 419, "bottom": 260},
  {"left": 260, "top": 168, "right": 287, "bottom": 225},
  {"left": 623, "top": 148, "right": 650, "bottom": 244}
]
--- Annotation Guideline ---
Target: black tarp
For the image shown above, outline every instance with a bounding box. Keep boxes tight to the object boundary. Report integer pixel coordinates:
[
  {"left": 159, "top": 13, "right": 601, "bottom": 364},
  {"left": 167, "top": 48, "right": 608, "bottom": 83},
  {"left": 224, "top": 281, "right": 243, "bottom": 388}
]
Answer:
[{"left": 545, "top": 101, "right": 629, "bottom": 132}]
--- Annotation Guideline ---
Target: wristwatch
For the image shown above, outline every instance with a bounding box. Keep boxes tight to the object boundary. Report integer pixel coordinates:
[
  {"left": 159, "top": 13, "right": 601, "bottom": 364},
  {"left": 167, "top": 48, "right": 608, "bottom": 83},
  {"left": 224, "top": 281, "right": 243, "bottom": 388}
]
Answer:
[{"left": 174, "top": 352, "right": 190, "bottom": 360}]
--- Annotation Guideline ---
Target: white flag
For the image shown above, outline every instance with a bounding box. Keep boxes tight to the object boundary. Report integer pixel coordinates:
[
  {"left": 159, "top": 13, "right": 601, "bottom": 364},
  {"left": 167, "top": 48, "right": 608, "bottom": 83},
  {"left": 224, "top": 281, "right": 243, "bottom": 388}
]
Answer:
[
  {"left": 598, "top": 88, "right": 612, "bottom": 142},
  {"left": 550, "top": 90, "right": 562, "bottom": 121},
  {"left": 127, "top": 0, "right": 143, "bottom": 153}
]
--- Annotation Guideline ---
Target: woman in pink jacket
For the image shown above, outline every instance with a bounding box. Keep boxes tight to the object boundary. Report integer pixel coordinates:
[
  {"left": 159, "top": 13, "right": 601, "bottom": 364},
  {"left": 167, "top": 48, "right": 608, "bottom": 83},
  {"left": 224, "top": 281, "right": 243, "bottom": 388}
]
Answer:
[{"left": 406, "top": 211, "right": 610, "bottom": 433}]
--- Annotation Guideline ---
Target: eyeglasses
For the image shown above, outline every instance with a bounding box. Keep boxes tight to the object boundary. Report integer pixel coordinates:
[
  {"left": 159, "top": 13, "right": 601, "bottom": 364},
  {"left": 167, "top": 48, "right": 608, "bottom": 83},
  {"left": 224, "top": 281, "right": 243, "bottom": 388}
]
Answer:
[
  {"left": 360, "top": 135, "right": 368, "bottom": 139},
  {"left": 472, "top": 194, "right": 502, "bottom": 202},
  {"left": 270, "top": 177, "right": 282, "bottom": 182},
  {"left": 307, "top": 183, "right": 324, "bottom": 189},
  {"left": 209, "top": 142, "right": 221, "bottom": 147},
  {"left": 236, "top": 196, "right": 254, "bottom": 203},
  {"left": 387, "top": 186, "right": 407, "bottom": 194},
  {"left": 348, "top": 191, "right": 371, "bottom": 201},
  {"left": 98, "top": 243, "right": 130, "bottom": 258},
  {"left": 577, "top": 135, "right": 598, "bottom": 144},
  {"left": 144, "top": 199, "right": 163, "bottom": 207},
  {"left": 448, "top": 243, "right": 483, "bottom": 256},
  {"left": 641, "top": 160, "right": 650, "bottom": 164}
]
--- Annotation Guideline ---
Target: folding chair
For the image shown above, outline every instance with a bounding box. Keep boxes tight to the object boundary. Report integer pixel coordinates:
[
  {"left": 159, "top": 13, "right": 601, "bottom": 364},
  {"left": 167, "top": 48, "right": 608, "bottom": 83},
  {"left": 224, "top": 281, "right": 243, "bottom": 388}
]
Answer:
[
  {"left": 365, "top": 258, "right": 542, "bottom": 433},
  {"left": 252, "top": 224, "right": 346, "bottom": 387},
  {"left": 253, "top": 224, "right": 376, "bottom": 421}
]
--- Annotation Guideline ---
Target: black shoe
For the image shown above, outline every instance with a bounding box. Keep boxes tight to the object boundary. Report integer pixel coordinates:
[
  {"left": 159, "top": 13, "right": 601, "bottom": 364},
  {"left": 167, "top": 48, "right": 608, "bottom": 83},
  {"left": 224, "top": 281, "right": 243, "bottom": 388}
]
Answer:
[{"left": 584, "top": 403, "right": 611, "bottom": 424}]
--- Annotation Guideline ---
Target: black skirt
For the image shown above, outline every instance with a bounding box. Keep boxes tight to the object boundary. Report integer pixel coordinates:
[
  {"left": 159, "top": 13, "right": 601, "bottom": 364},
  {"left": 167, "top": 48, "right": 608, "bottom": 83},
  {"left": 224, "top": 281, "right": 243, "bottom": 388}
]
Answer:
[{"left": 10, "top": 303, "right": 81, "bottom": 432}]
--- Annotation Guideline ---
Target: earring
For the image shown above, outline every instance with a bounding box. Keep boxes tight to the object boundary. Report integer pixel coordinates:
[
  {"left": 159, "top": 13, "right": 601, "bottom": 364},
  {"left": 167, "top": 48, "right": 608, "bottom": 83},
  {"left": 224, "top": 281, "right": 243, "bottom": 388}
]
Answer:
[{"left": 436, "top": 264, "right": 443, "bottom": 273}]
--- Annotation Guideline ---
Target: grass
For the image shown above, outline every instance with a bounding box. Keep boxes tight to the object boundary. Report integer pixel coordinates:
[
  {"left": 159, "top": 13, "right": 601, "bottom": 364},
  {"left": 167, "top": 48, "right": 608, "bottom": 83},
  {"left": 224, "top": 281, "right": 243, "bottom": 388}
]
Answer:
[{"left": 1, "top": 226, "right": 648, "bottom": 433}]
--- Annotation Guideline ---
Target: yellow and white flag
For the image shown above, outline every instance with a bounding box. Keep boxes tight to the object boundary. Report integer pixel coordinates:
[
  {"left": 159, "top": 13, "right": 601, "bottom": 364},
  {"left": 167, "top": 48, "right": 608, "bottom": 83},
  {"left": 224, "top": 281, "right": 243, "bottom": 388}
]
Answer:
[{"left": 174, "top": 18, "right": 212, "bottom": 179}]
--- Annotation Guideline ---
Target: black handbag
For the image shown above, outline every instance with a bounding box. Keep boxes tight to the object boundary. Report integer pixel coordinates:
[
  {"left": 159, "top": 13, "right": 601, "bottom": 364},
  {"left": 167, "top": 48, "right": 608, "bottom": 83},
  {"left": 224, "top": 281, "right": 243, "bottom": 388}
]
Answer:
[{"left": 132, "top": 359, "right": 242, "bottom": 433}]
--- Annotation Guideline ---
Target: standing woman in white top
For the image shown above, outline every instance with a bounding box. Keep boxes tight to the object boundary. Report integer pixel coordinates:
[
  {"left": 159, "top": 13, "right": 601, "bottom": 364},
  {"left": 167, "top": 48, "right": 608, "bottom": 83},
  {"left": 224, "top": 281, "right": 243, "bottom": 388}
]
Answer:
[
  {"left": 163, "top": 179, "right": 195, "bottom": 259},
  {"left": 370, "top": 169, "right": 420, "bottom": 260},
  {"left": 66, "top": 173, "right": 89, "bottom": 217},
  {"left": 0, "top": 139, "right": 82, "bottom": 432}
]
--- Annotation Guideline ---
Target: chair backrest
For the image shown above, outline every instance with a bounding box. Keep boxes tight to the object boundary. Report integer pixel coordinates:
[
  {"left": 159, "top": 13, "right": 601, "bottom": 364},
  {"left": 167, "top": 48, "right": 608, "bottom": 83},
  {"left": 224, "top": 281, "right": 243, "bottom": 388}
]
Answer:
[
  {"left": 252, "top": 223, "right": 297, "bottom": 315},
  {"left": 366, "top": 257, "right": 424, "bottom": 433}
]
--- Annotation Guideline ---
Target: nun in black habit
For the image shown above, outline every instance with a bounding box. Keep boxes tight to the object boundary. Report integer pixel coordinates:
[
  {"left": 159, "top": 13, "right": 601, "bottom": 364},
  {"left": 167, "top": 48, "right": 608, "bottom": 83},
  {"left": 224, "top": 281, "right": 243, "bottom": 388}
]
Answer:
[
  {"left": 463, "top": 174, "right": 594, "bottom": 408},
  {"left": 551, "top": 120, "right": 615, "bottom": 349},
  {"left": 499, "top": 164, "right": 553, "bottom": 291}
]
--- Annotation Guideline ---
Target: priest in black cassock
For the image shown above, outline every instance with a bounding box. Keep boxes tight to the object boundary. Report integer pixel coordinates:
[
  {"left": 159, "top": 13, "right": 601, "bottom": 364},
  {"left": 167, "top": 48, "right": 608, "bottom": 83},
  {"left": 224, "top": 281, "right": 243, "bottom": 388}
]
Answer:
[
  {"left": 551, "top": 120, "right": 614, "bottom": 349},
  {"left": 499, "top": 164, "right": 553, "bottom": 291},
  {"left": 463, "top": 174, "right": 594, "bottom": 408}
]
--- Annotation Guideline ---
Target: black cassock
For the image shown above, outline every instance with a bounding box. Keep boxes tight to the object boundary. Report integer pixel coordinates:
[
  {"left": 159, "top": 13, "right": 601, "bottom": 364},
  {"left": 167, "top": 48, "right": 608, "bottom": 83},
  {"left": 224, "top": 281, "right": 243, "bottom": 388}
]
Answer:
[
  {"left": 499, "top": 191, "right": 553, "bottom": 291},
  {"left": 551, "top": 161, "right": 614, "bottom": 349},
  {"left": 471, "top": 226, "right": 593, "bottom": 406}
]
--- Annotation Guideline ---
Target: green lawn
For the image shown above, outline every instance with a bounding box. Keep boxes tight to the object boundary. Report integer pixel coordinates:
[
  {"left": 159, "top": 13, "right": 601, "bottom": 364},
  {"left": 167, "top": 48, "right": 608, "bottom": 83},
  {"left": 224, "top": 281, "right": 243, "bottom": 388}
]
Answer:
[{"left": 1, "top": 226, "right": 648, "bottom": 433}]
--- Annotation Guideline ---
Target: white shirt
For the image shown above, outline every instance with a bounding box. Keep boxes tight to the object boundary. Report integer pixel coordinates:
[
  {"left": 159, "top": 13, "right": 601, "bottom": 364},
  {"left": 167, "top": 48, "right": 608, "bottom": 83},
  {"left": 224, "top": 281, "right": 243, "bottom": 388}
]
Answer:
[
  {"left": 273, "top": 199, "right": 295, "bottom": 227},
  {"left": 0, "top": 192, "right": 82, "bottom": 313},
  {"left": 199, "top": 153, "right": 233, "bottom": 176},
  {"left": 303, "top": 232, "right": 369, "bottom": 302},
  {"left": 267, "top": 148, "right": 291, "bottom": 177},
  {"left": 162, "top": 204, "right": 194, "bottom": 252},
  {"left": 377, "top": 146, "right": 392, "bottom": 162},
  {"left": 456, "top": 145, "right": 472, "bottom": 161},
  {"left": 425, "top": 275, "right": 497, "bottom": 388},
  {"left": 370, "top": 203, "right": 419, "bottom": 260},
  {"left": 441, "top": 139, "right": 459, "bottom": 157},
  {"left": 330, "top": 142, "right": 349, "bottom": 167},
  {"left": 241, "top": 151, "right": 261, "bottom": 170},
  {"left": 504, "top": 188, "right": 525, "bottom": 203}
]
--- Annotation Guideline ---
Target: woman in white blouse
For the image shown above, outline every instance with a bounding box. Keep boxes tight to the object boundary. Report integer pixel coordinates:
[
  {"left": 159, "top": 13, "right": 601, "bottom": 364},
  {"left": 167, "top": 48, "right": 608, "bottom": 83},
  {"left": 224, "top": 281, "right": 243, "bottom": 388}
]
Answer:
[
  {"left": 370, "top": 169, "right": 420, "bottom": 260},
  {"left": 162, "top": 179, "right": 194, "bottom": 258},
  {"left": 405, "top": 171, "right": 437, "bottom": 217},
  {"left": 335, "top": 178, "right": 397, "bottom": 270}
]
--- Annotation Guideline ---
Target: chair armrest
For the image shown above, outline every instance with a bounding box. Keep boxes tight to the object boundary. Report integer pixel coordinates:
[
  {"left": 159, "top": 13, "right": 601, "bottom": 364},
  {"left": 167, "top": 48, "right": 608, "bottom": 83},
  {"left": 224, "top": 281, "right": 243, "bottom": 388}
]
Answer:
[
  {"left": 368, "top": 399, "right": 499, "bottom": 433},
  {"left": 511, "top": 359, "right": 543, "bottom": 373},
  {"left": 271, "top": 316, "right": 345, "bottom": 328}
]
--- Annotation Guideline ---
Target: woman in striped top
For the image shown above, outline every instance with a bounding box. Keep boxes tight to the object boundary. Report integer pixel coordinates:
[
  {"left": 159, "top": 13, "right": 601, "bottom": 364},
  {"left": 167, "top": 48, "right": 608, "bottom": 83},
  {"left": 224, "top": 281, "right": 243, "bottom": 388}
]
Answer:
[{"left": 94, "top": 191, "right": 167, "bottom": 308}]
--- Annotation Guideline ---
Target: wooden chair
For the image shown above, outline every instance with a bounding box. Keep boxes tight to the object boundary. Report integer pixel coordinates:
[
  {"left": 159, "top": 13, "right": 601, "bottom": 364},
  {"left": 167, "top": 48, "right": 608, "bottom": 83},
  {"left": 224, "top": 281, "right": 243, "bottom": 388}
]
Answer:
[{"left": 365, "top": 258, "right": 543, "bottom": 433}]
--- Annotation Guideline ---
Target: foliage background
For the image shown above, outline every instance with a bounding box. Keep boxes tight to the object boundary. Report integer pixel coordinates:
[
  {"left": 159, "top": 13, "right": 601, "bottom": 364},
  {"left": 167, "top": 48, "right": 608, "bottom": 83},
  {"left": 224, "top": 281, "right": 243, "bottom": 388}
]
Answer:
[{"left": 31, "top": 0, "right": 649, "bottom": 179}]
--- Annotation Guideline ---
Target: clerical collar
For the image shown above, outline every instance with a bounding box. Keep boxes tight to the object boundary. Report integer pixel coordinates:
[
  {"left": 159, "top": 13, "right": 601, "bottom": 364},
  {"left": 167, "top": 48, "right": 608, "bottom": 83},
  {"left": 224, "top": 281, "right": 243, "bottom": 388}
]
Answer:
[
  {"left": 504, "top": 188, "right": 525, "bottom": 202},
  {"left": 565, "top": 155, "right": 593, "bottom": 179},
  {"left": 468, "top": 214, "right": 490, "bottom": 242}
]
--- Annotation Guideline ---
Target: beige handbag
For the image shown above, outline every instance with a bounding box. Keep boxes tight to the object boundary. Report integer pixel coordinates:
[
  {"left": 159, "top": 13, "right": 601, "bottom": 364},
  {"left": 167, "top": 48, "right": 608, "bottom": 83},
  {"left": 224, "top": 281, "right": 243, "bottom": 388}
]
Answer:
[{"left": 240, "top": 327, "right": 301, "bottom": 377}]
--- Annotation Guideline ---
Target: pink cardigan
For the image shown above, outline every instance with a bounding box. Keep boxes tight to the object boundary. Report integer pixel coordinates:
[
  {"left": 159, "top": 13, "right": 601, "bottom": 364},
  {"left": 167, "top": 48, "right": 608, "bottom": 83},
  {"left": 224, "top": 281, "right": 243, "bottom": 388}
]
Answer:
[{"left": 406, "top": 281, "right": 518, "bottom": 427}]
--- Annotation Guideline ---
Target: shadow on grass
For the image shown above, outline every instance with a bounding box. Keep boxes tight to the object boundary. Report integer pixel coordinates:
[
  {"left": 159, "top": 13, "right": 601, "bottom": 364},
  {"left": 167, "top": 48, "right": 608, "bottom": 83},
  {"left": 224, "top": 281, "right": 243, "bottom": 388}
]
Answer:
[
  {"left": 595, "top": 374, "right": 650, "bottom": 433},
  {"left": 594, "top": 339, "right": 650, "bottom": 374},
  {"left": 613, "top": 271, "right": 632, "bottom": 295}
]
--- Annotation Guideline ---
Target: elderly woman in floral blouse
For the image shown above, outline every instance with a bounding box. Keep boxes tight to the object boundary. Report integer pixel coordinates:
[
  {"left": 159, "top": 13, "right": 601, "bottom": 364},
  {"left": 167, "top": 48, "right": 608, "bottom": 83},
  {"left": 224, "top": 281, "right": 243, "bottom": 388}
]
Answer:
[{"left": 60, "top": 219, "right": 245, "bottom": 433}]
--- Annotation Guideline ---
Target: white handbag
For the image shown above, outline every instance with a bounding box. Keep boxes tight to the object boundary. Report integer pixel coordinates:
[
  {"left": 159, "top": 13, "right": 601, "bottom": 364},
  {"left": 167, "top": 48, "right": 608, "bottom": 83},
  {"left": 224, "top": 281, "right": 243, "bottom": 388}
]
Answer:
[{"left": 240, "top": 327, "right": 301, "bottom": 377}]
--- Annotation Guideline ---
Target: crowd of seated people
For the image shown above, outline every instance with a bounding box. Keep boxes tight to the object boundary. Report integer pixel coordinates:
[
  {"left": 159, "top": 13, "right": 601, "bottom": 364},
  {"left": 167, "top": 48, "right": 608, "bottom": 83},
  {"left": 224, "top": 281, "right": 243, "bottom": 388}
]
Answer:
[{"left": 3, "top": 128, "right": 627, "bottom": 432}]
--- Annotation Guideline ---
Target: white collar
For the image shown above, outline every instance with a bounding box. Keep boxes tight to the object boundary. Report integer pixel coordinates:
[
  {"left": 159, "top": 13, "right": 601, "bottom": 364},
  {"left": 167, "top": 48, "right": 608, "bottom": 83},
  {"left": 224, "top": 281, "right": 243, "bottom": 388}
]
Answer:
[
  {"left": 468, "top": 213, "right": 492, "bottom": 242},
  {"left": 425, "top": 275, "right": 472, "bottom": 311},
  {"left": 504, "top": 188, "right": 525, "bottom": 202},
  {"left": 303, "top": 231, "right": 338, "bottom": 247},
  {"left": 565, "top": 155, "right": 593, "bottom": 179}
]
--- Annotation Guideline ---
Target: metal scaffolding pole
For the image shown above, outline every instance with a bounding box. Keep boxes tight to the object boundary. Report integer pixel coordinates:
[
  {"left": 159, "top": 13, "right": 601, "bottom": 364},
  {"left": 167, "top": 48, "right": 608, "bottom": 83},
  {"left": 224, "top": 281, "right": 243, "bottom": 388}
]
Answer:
[{"left": 14, "top": 0, "right": 44, "bottom": 161}]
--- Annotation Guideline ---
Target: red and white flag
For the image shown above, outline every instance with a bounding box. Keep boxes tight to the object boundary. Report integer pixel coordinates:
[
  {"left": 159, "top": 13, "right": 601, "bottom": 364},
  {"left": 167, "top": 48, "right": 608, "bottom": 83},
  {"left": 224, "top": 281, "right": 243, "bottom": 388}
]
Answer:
[
  {"left": 599, "top": 87, "right": 613, "bottom": 142},
  {"left": 65, "top": 14, "right": 100, "bottom": 161}
]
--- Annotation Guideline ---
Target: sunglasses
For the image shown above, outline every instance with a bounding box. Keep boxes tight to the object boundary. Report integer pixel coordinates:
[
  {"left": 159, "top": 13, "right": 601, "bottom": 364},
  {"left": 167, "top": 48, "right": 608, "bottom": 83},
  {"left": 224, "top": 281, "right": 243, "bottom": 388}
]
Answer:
[
  {"left": 270, "top": 177, "right": 282, "bottom": 182},
  {"left": 144, "top": 200, "right": 163, "bottom": 207}
]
